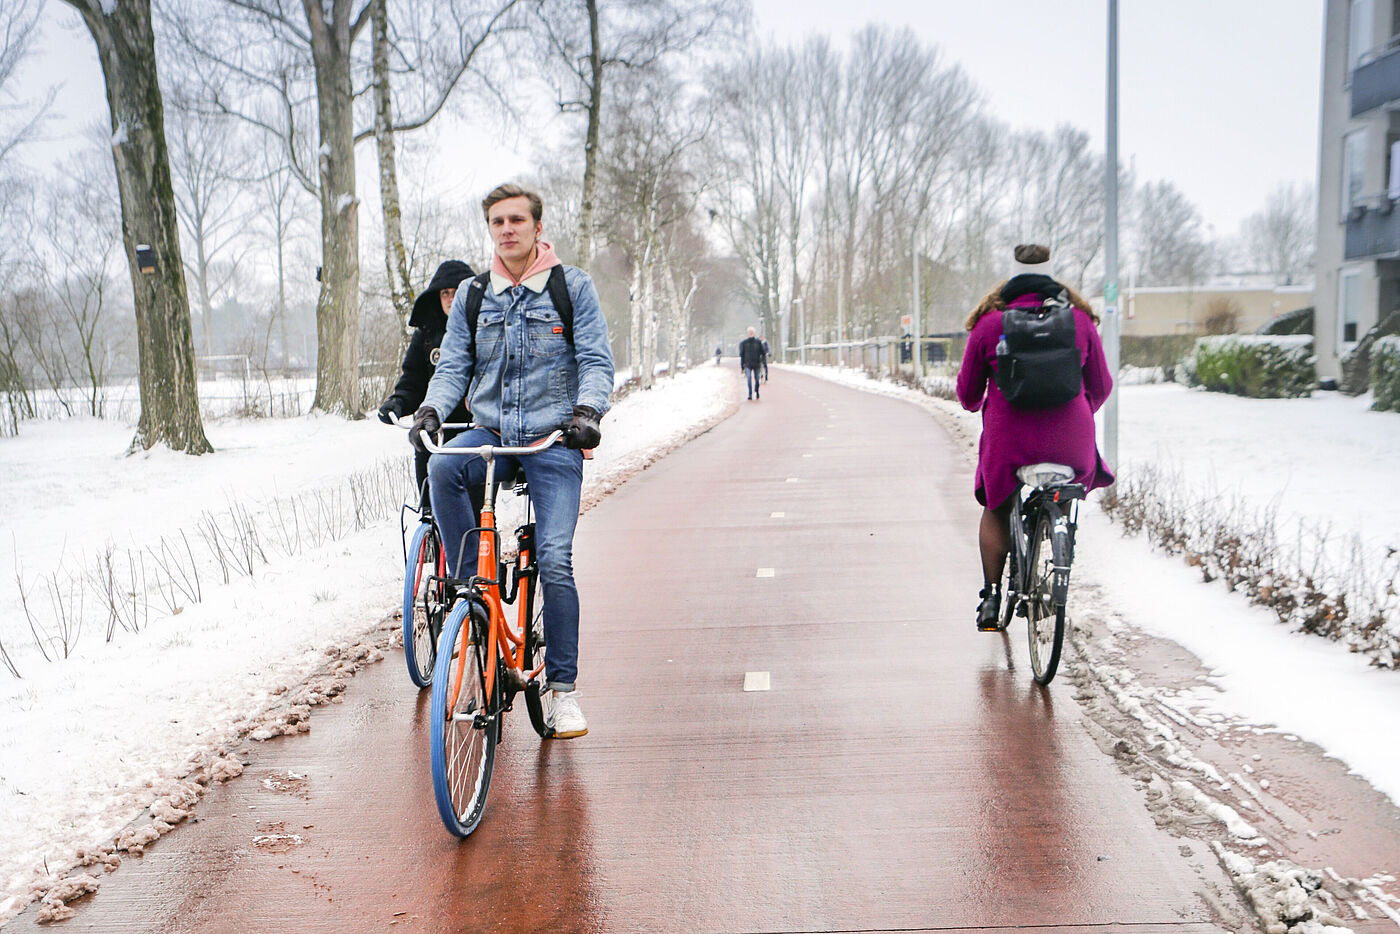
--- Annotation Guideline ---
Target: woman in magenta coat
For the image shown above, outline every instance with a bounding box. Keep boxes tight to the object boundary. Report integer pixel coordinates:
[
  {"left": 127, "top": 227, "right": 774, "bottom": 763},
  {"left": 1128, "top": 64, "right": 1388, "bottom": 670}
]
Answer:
[{"left": 955, "top": 244, "right": 1115, "bottom": 630}]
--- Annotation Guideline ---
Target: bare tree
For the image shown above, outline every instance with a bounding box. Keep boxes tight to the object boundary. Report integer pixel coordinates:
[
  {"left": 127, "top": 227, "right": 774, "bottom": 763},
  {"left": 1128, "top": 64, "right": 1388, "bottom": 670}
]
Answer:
[
  {"left": 534, "top": 0, "right": 746, "bottom": 272},
  {"left": 0, "top": 0, "right": 51, "bottom": 165},
  {"left": 165, "top": 90, "right": 253, "bottom": 358},
  {"left": 598, "top": 66, "right": 710, "bottom": 389},
  {"left": 58, "top": 0, "right": 211, "bottom": 453},
  {"left": 368, "top": 0, "right": 521, "bottom": 324},
  {"left": 1133, "top": 179, "right": 1212, "bottom": 287},
  {"left": 1241, "top": 182, "right": 1315, "bottom": 285},
  {"left": 40, "top": 159, "right": 125, "bottom": 416}
]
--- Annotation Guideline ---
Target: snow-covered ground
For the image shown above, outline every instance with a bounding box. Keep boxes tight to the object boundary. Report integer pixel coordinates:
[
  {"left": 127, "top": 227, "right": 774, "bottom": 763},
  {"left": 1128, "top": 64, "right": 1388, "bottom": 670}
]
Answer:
[
  {"left": 0, "top": 365, "right": 734, "bottom": 923},
  {"left": 783, "top": 364, "right": 1400, "bottom": 807}
]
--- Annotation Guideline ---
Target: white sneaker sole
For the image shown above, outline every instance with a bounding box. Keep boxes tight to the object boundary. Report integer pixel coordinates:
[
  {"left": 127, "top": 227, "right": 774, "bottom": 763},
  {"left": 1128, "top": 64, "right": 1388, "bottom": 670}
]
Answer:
[{"left": 550, "top": 726, "right": 588, "bottom": 739}]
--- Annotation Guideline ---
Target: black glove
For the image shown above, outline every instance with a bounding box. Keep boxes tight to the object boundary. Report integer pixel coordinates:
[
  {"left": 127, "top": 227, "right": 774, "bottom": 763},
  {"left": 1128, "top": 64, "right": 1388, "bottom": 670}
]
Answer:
[
  {"left": 562, "top": 405, "right": 601, "bottom": 450},
  {"left": 410, "top": 406, "right": 441, "bottom": 453},
  {"left": 377, "top": 400, "right": 401, "bottom": 425}
]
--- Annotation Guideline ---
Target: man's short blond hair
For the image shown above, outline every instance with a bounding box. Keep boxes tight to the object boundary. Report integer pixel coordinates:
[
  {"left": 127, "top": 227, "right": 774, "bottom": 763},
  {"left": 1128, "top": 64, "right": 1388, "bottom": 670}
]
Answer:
[{"left": 481, "top": 184, "right": 543, "bottom": 222}]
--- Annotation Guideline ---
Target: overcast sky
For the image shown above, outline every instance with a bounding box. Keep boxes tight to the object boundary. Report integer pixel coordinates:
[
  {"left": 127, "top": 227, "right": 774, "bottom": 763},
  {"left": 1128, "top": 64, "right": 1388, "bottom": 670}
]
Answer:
[
  {"left": 750, "top": 0, "right": 1325, "bottom": 238},
  {"left": 13, "top": 0, "right": 1324, "bottom": 240}
]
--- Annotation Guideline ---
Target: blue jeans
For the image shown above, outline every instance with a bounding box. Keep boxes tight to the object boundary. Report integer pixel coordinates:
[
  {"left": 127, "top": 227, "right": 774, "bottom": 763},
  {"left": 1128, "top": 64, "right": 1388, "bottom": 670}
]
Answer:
[
  {"left": 428, "top": 428, "right": 584, "bottom": 692},
  {"left": 745, "top": 366, "right": 761, "bottom": 398}
]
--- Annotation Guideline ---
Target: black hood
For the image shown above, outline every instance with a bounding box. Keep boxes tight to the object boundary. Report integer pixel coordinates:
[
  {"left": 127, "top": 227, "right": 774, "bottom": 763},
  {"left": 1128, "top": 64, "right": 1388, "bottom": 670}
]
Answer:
[
  {"left": 999, "top": 274, "right": 1065, "bottom": 306},
  {"left": 409, "top": 260, "right": 476, "bottom": 329}
]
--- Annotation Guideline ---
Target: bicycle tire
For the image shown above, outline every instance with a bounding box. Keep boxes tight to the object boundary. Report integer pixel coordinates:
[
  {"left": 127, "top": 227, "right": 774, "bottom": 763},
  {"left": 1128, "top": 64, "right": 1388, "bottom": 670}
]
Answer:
[
  {"left": 402, "top": 522, "right": 442, "bottom": 688},
  {"left": 430, "top": 599, "right": 499, "bottom": 837},
  {"left": 1026, "top": 511, "right": 1067, "bottom": 685}
]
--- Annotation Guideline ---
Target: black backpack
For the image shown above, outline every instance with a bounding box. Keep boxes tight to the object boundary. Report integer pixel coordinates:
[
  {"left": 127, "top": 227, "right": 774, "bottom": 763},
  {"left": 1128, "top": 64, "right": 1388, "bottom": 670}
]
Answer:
[
  {"left": 993, "top": 290, "right": 1082, "bottom": 409},
  {"left": 459, "top": 266, "right": 575, "bottom": 357}
]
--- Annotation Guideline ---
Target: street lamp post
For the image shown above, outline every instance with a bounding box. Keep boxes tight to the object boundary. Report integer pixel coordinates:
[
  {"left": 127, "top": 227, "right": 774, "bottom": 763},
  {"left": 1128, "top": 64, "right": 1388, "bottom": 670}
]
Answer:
[{"left": 1103, "top": 0, "right": 1121, "bottom": 475}]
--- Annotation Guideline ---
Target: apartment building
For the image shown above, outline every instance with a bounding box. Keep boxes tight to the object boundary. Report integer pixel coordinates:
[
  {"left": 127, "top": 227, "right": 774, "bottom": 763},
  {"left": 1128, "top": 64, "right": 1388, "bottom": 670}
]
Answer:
[{"left": 1317, "top": 0, "right": 1400, "bottom": 381}]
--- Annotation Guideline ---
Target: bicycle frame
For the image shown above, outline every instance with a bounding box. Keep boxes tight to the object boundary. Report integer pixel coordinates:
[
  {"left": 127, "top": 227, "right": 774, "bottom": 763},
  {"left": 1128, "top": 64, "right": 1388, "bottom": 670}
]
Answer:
[{"left": 418, "top": 428, "right": 562, "bottom": 719}]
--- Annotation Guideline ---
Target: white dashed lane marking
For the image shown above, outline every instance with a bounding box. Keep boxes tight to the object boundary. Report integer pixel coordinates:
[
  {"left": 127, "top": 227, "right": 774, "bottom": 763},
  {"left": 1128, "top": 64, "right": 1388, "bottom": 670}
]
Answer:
[
  {"left": 743, "top": 671, "right": 771, "bottom": 692},
  {"left": 756, "top": 568, "right": 775, "bottom": 578}
]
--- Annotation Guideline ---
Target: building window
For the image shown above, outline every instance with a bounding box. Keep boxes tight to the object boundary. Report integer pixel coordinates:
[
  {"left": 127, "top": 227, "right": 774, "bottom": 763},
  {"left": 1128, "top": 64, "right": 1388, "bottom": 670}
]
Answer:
[
  {"left": 1344, "top": 129, "right": 1367, "bottom": 214},
  {"left": 1339, "top": 268, "right": 1361, "bottom": 347},
  {"left": 1351, "top": 0, "right": 1374, "bottom": 72}
]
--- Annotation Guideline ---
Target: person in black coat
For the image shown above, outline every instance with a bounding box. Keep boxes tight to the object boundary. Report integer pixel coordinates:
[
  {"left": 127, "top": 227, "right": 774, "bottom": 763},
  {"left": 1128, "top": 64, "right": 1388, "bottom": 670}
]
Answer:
[
  {"left": 738, "top": 326, "right": 766, "bottom": 400},
  {"left": 378, "top": 260, "right": 475, "bottom": 510}
]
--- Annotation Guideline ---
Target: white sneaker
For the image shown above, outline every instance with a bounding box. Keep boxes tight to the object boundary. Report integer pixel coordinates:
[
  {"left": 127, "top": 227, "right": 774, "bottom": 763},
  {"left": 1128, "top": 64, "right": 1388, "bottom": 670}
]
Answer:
[{"left": 548, "top": 690, "right": 588, "bottom": 738}]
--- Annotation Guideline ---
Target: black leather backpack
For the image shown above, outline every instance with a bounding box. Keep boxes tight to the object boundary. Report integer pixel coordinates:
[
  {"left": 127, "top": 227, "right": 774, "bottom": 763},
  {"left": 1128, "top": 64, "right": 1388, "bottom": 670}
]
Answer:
[{"left": 993, "top": 290, "right": 1082, "bottom": 409}]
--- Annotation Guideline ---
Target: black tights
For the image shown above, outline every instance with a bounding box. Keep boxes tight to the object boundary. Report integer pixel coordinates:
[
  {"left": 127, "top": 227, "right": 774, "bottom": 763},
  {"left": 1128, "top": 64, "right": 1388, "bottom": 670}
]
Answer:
[{"left": 978, "top": 496, "right": 1015, "bottom": 587}]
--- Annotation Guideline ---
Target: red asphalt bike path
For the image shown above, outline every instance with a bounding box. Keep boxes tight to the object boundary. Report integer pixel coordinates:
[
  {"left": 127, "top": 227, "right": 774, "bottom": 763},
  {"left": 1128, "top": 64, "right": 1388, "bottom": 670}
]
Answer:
[{"left": 8, "top": 365, "right": 1243, "bottom": 933}]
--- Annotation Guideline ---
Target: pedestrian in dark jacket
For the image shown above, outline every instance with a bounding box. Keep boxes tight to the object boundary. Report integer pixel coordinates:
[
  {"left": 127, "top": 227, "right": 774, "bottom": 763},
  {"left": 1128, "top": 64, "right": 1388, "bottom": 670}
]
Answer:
[
  {"left": 378, "top": 259, "right": 476, "bottom": 509},
  {"left": 738, "top": 326, "right": 766, "bottom": 400}
]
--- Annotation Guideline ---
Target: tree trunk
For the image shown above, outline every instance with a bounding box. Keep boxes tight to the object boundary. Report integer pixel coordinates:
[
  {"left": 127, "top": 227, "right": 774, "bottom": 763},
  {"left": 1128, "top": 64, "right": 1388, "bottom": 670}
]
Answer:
[
  {"left": 575, "top": 0, "right": 603, "bottom": 271},
  {"left": 306, "top": 0, "right": 362, "bottom": 415},
  {"left": 627, "top": 252, "right": 643, "bottom": 388},
  {"left": 372, "top": 0, "right": 412, "bottom": 330},
  {"left": 641, "top": 261, "right": 656, "bottom": 390},
  {"left": 65, "top": 0, "right": 211, "bottom": 454}
]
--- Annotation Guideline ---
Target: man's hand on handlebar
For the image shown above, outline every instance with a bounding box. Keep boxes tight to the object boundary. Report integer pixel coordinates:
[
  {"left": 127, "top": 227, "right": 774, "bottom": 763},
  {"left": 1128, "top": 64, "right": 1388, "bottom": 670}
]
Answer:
[
  {"left": 562, "top": 405, "right": 601, "bottom": 450},
  {"left": 411, "top": 406, "right": 441, "bottom": 453}
]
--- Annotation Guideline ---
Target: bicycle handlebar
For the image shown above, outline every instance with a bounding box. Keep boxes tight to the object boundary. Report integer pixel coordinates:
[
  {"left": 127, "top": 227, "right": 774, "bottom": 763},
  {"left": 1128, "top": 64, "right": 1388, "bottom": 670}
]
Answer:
[{"left": 417, "top": 428, "right": 564, "bottom": 456}]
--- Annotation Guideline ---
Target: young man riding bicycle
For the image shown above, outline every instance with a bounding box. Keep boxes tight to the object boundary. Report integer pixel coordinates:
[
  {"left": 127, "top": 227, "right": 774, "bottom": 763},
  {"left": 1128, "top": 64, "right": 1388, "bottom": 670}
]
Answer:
[{"left": 411, "top": 183, "right": 614, "bottom": 739}]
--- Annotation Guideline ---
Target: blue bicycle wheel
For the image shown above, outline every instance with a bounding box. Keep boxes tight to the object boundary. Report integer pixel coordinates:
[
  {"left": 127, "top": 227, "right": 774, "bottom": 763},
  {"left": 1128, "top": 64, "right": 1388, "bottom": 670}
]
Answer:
[
  {"left": 402, "top": 522, "right": 441, "bottom": 688},
  {"left": 430, "top": 599, "right": 498, "bottom": 837}
]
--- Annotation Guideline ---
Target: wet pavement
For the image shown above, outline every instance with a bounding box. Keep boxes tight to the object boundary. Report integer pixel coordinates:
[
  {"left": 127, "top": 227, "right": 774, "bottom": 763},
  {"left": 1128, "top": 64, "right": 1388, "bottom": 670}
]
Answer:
[{"left": 9, "top": 367, "right": 1243, "bottom": 932}]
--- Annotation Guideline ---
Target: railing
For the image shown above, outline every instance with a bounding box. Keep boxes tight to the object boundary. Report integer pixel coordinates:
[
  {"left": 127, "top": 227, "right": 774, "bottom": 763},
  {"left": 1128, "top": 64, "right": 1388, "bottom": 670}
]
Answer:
[
  {"left": 784, "top": 333, "right": 965, "bottom": 375},
  {"left": 1352, "top": 37, "right": 1400, "bottom": 115},
  {"left": 1344, "top": 192, "right": 1400, "bottom": 260}
]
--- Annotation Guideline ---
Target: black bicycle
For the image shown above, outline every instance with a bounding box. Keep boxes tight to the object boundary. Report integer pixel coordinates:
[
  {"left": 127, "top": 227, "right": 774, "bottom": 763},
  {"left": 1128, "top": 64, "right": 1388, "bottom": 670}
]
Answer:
[{"left": 999, "top": 463, "right": 1084, "bottom": 685}]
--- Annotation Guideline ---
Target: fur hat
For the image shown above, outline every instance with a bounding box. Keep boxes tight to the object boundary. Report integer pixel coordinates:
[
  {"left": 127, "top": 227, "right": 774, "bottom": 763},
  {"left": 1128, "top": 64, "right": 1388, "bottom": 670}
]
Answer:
[
  {"left": 1011, "top": 243, "right": 1052, "bottom": 277},
  {"left": 409, "top": 260, "right": 475, "bottom": 328}
]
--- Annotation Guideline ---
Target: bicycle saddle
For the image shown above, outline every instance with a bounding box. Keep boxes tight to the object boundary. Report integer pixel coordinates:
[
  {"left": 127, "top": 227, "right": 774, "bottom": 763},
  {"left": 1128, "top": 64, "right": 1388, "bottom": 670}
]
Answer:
[{"left": 1017, "top": 463, "right": 1075, "bottom": 489}]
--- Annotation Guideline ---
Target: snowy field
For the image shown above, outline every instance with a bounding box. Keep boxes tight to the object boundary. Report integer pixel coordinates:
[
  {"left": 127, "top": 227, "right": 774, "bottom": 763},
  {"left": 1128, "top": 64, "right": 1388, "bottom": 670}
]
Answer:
[
  {"left": 783, "top": 364, "right": 1400, "bottom": 809},
  {"left": 0, "top": 365, "right": 734, "bottom": 922}
]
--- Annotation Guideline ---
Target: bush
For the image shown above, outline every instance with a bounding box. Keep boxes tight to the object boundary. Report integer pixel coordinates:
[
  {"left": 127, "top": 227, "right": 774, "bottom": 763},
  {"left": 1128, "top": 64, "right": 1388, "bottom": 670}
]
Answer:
[
  {"left": 1201, "top": 297, "right": 1243, "bottom": 335},
  {"left": 1373, "top": 336, "right": 1400, "bottom": 412},
  {"left": 1185, "top": 335, "right": 1315, "bottom": 399},
  {"left": 1121, "top": 335, "right": 1197, "bottom": 382}
]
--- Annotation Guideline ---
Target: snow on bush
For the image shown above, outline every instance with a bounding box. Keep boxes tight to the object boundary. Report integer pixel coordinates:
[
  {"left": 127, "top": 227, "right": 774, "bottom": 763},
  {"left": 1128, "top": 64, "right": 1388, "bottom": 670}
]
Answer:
[
  {"left": 1371, "top": 336, "right": 1400, "bottom": 412},
  {"left": 1184, "top": 335, "right": 1315, "bottom": 399},
  {"left": 1101, "top": 461, "right": 1400, "bottom": 669}
]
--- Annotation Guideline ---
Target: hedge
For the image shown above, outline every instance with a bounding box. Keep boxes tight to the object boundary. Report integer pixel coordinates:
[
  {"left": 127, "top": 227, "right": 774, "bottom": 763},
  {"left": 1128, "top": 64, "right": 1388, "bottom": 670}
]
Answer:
[
  {"left": 1373, "top": 336, "right": 1400, "bottom": 412},
  {"left": 1182, "top": 335, "right": 1315, "bottom": 399}
]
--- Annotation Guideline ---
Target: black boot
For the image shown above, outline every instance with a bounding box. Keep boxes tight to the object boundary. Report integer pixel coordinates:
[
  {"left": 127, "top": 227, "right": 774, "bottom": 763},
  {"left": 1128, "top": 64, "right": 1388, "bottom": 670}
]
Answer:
[{"left": 976, "top": 583, "right": 1001, "bottom": 632}]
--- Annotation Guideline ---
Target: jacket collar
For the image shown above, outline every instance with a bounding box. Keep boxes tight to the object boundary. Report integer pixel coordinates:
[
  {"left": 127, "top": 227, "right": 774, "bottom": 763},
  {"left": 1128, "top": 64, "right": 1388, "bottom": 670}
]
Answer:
[{"left": 491, "top": 267, "right": 552, "bottom": 295}]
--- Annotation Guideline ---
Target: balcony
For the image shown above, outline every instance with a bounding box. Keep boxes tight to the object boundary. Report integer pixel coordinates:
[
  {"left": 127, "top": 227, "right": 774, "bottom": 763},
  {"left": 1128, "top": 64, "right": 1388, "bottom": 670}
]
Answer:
[
  {"left": 1344, "top": 196, "right": 1400, "bottom": 260},
  {"left": 1353, "top": 41, "right": 1400, "bottom": 116}
]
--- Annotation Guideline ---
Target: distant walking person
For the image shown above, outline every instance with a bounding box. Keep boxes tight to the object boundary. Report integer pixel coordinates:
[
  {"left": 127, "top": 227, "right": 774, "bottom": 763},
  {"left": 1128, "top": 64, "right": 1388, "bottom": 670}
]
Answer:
[
  {"left": 955, "top": 244, "right": 1114, "bottom": 631},
  {"left": 760, "top": 338, "right": 771, "bottom": 381},
  {"left": 715, "top": 343, "right": 722, "bottom": 365},
  {"left": 739, "top": 327, "right": 766, "bottom": 400}
]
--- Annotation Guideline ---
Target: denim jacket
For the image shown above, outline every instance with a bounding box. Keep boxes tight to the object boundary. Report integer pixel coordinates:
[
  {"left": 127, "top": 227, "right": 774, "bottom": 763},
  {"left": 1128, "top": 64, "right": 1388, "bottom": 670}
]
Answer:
[{"left": 422, "top": 264, "right": 614, "bottom": 445}]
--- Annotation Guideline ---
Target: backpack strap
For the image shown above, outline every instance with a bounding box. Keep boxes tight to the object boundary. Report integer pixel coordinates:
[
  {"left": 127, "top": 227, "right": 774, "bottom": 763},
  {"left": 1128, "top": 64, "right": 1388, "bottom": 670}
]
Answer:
[
  {"left": 545, "top": 265, "right": 575, "bottom": 347},
  {"left": 463, "top": 267, "right": 575, "bottom": 354},
  {"left": 462, "top": 271, "right": 491, "bottom": 359}
]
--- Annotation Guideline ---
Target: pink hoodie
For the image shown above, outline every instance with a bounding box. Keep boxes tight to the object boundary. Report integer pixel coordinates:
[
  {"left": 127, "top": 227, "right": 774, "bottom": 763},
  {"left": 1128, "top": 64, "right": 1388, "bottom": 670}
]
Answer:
[{"left": 492, "top": 239, "right": 562, "bottom": 287}]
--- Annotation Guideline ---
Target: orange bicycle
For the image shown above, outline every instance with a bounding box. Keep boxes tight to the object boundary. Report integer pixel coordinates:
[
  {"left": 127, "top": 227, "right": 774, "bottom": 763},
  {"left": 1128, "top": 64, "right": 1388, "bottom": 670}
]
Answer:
[{"left": 420, "top": 428, "right": 562, "bottom": 837}]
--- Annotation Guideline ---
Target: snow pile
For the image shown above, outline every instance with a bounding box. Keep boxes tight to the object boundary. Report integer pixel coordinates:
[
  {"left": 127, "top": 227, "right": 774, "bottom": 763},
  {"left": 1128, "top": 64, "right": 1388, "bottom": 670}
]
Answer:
[
  {"left": 1213, "top": 845, "right": 1353, "bottom": 934},
  {"left": 0, "top": 365, "right": 735, "bottom": 925},
  {"left": 1182, "top": 334, "right": 1315, "bottom": 399}
]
